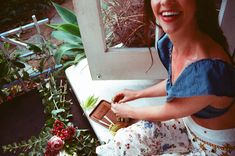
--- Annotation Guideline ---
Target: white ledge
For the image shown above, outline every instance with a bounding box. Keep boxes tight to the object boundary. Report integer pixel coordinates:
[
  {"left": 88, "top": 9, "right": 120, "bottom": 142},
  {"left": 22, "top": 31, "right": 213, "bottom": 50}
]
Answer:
[{"left": 65, "top": 59, "right": 166, "bottom": 142}]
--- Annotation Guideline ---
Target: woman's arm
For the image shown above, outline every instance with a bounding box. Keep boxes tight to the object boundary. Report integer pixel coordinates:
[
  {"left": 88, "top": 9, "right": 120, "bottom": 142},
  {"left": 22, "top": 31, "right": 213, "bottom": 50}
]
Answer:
[
  {"left": 136, "top": 79, "right": 167, "bottom": 98},
  {"left": 113, "top": 79, "right": 168, "bottom": 103},
  {"left": 112, "top": 96, "right": 212, "bottom": 121}
]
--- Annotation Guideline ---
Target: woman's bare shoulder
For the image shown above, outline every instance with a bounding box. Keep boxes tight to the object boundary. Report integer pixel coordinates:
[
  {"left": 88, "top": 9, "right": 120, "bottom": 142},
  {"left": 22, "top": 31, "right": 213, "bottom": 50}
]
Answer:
[{"left": 202, "top": 38, "right": 231, "bottom": 63}]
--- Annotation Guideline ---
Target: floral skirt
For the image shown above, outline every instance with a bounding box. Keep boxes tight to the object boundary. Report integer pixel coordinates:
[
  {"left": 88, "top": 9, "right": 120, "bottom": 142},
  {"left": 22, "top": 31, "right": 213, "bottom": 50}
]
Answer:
[{"left": 96, "top": 117, "right": 235, "bottom": 156}]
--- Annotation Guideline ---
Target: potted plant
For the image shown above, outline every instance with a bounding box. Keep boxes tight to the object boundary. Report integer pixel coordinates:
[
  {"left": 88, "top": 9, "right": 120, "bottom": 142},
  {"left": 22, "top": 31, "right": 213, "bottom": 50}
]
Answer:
[
  {"left": 49, "top": 2, "right": 86, "bottom": 69},
  {"left": 1, "top": 74, "right": 100, "bottom": 155}
]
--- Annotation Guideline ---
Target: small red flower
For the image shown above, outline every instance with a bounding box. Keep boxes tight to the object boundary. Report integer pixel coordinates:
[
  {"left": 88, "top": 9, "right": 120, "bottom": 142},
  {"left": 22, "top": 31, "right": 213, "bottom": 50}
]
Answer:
[
  {"left": 67, "top": 126, "right": 76, "bottom": 138},
  {"left": 53, "top": 120, "right": 64, "bottom": 129},
  {"left": 51, "top": 120, "right": 76, "bottom": 141}
]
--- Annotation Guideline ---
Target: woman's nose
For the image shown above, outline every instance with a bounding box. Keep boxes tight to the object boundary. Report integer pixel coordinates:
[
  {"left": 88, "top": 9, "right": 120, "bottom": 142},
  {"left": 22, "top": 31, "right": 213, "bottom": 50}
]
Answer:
[{"left": 160, "top": 0, "right": 177, "bottom": 6}]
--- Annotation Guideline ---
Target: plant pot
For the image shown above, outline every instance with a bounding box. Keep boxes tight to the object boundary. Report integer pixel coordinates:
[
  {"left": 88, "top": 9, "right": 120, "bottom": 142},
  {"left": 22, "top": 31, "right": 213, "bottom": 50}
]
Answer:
[{"left": 0, "top": 89, "right": 46, "bottom": 155}]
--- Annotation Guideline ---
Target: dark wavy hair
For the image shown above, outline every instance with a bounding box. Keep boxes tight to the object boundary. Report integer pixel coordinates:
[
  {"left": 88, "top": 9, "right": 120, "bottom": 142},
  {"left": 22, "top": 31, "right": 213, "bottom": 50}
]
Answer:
[{"left": 144, "top": 0, "right": 230, "bottom": 55}]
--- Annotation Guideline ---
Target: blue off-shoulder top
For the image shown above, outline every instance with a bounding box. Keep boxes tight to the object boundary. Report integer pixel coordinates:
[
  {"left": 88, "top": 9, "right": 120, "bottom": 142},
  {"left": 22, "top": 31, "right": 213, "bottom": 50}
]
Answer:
[{"left": 157, "top": 34, "right": 235, "bottom": 118}]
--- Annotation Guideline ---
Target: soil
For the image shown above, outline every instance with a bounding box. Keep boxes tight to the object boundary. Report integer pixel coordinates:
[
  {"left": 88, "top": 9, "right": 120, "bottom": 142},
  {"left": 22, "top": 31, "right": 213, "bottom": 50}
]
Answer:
[{"left": 0, "top": 0, "right": 74, "bottom": 41}]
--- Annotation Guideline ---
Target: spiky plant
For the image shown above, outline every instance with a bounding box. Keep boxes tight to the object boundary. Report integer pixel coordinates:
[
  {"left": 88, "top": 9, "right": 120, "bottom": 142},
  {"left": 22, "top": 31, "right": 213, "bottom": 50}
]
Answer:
[{"left": 101, "top": 0, "right": 155, "bottom": 48}]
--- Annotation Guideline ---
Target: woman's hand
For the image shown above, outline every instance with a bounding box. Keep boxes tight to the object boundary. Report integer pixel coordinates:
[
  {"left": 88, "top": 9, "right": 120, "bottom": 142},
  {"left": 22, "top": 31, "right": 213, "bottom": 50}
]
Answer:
[
  {"left": 111, "top": 103, "right": 133, "bottom": 118},
  {"left": 112, "top": 89, "right": 139, "bottom": 103}
]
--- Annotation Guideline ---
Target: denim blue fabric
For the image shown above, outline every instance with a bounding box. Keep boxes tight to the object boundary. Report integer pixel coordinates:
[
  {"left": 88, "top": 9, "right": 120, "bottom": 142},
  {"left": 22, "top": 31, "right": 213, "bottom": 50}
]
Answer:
[
  {"left": 157, "top": 34, "right": 235, "bottom": 118},
  {"left": 156, "top": 34, "right": 173, "bottom": 71}
]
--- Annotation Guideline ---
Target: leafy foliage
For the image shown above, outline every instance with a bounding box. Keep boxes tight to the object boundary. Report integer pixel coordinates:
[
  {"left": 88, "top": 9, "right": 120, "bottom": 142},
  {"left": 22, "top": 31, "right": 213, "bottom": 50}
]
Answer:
[
  {"left": 82, "top": 95, "right": 99, "bottom": 110},
  {"left": 0, "top": 2, "right": 99, "bottom": 155},
  {"left": 2, "top": 128, "right": 51, "bottom": 155},
  {"left": 52, "top": 2, "right": 77, "bottom": 25},
  {"left": 0, "top": 48, "right": 30, "bottom": 102},
  {"left": 0, "top": 35, "right": 56, "bottom": 103},
  {"left": 1, "top": 75, "right": 100, "bottom": 155},
  {"left": 49, "top": 3, "right": 86, "bottom": 69},
  {"left": 0, "top": 48, "right": 26, "bottom": 85}
]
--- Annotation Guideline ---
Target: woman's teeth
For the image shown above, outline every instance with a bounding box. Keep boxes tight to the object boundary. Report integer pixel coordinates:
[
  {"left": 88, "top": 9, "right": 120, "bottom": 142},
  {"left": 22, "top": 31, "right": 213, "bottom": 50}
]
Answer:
[{"left": 162, "top": 11, "right": 180, "bottom": 17}]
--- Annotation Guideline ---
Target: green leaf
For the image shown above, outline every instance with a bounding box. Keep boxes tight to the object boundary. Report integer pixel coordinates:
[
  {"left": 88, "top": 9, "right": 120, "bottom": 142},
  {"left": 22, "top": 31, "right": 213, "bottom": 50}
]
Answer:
[
  {"left": 101, "top": 1, "right": 109, "bottom": 10},
  {"left": 20, "top": 140, "right": 26, "bottom": 145},
  {"left": 38, "top": 58, "right": 45, "bottom": 73},
  {"left": 27, "top": 43, "right": 42, "bottom": 53},
  {"left": 54, "top": 50, "right": 76, "bottom": 64},
  {"left": 74, "top": 53, "right": 86, "bottom": 63},
  {"left": 76, "top": 130, "right": 81, "bottom": 138},
  {"left": 52, "top": 2, "right": 77, "bottom": 25},
  {"left": 54, "top": 43, "right": 83, "bottom": 64},
  {"left": 82, "top": 95, "right": 99, "bottom": 110},
  {"left": 31, "top": 136, "right": 37, "bottom": 142},
  {"left": 51, "top": 109, "right": 65, "bottom": 115},
  {"left": 46, "top": 23, "right": 60, "bottom": 29},
  {"left": 62, "top": 60, "right": 76, "bottom": 69},
  {"left": 61, "top": 53, "right": 86, "bottom": 68},
  {"left": 3, "top": 42, "right": 11, "bottom": 51},
  {"left": 0, "top": 62, "right": 10, "bottom": 77},
  {"left": 61, "top": 52, "right": 85, "bottom": 69},
  {"left": 51, "top": 31, "right": 82, "bottom": 44},
  {"left": 28, "top": 139, "right": 32, "bottom": 144},
  {"left": 54, "top": 24, "right": 81, "bottom": 37},
  {"left": 66, "top": 114, "right": 73, "bottom": 118},
  {"left": 13, "top": 142, "right": 17, "bottom": 147},
  {"left": 22, "top": 70, "right": 30, "bottom": 80},
  {"left": 12, "top": 61, "right": 25, "bottom": 68},
  {"left": 59, "top": 43, "right": 83, "bottom": 52}
]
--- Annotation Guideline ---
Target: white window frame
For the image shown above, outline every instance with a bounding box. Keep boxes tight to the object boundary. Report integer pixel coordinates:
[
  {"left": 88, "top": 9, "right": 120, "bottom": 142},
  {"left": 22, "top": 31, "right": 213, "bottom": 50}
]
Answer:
[
  {"left": 72, "top": 0, "right": 233, "bottom": 80},
  {"left": 72, "top": 0, "right": 167, "bottom": 80}
]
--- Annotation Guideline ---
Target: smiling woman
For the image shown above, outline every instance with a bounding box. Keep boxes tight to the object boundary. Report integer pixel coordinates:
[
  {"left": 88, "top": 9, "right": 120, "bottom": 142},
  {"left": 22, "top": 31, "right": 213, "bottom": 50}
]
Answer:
[
  {"left": 151, "top": 0, "right": 197, "bottom": 35},
  {"left": 95, "top": 0, "right": 235, "bottom": 155},
  {"left": 72, "top": 0, "right": 234, "bottom": 80}
]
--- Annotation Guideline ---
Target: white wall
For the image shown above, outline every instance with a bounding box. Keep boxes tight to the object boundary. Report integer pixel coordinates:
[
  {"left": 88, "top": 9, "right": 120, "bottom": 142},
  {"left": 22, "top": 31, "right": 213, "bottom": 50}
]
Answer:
[{"left": 220, "top": 0, "right": 235, "bottom": 54}]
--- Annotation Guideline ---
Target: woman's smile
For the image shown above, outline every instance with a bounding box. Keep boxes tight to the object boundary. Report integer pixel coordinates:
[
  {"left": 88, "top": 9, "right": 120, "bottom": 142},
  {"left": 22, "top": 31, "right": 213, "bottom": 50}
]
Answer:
[
  {"left": 160, "top": 10, "right": 182, "bottom": 23},
  {"left": 151, "top": 0, "right": 197, "bottom": 34}
]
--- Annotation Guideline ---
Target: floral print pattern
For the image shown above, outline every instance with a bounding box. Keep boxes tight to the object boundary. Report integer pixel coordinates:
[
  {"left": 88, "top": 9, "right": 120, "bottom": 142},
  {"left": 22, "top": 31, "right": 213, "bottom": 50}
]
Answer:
[
  {"left": 97, "top": 119, "right": 191, "bottom": 156},
  {"left": 96, "top": 119, "right": 235, "bottom": 156}
]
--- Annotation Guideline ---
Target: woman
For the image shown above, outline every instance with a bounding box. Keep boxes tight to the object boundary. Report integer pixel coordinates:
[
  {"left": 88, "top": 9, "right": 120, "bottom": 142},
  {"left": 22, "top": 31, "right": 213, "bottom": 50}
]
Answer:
[{"left": 97, "top": 0, "right": 235, "bottom": 155}]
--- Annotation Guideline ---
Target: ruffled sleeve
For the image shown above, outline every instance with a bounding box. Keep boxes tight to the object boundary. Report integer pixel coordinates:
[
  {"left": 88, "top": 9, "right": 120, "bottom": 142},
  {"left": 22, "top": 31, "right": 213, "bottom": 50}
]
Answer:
[
  {"left": 167, "top": 59, "right": 235, "bottom": 101},
  {"left": 156, "top": 34, "right": 173, "bottom": 72}
]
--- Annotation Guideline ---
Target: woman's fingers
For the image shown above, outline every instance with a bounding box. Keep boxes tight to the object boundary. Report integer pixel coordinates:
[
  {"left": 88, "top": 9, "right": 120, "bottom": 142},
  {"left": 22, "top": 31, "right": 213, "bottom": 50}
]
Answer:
[
  {"left": 111, "top": 103, "right": 129, "bottom": 118},
  {"left": 111, "top": 104, "right": 120, "bottom": 117},
  {"left": 111, "top": 103, "right": 117, "bottom": 113}
]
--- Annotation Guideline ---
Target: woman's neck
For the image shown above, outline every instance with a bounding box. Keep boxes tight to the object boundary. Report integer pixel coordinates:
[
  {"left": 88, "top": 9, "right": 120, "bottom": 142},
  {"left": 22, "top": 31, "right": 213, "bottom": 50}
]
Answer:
[{"left": 168, "top": 27, "right": 205, "bottom": 56}]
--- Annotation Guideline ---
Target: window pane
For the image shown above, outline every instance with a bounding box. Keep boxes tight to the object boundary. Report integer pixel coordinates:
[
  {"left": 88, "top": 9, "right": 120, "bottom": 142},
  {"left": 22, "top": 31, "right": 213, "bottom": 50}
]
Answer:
[{"left": 100, "top": 0, "right": 155, "bottom": 48}]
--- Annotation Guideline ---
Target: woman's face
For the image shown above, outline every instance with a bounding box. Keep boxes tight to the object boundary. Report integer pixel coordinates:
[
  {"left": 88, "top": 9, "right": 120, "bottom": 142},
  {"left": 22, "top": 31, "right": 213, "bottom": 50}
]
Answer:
[{"left": 151, "top": 0, "right": 197, "bottom": 35}]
